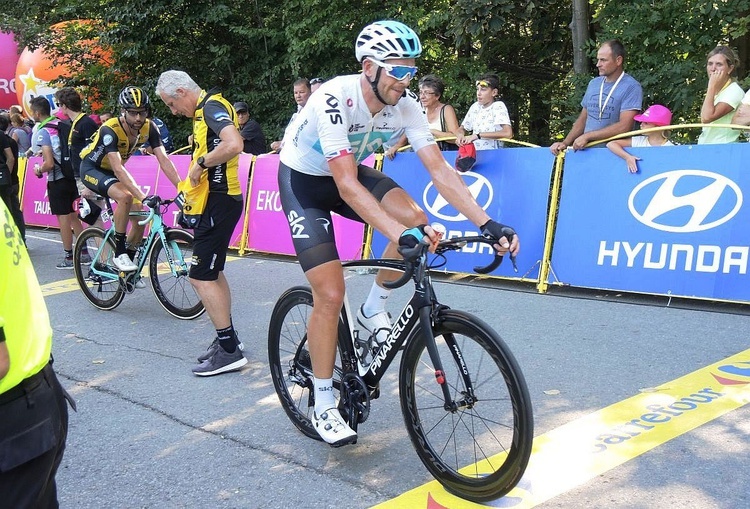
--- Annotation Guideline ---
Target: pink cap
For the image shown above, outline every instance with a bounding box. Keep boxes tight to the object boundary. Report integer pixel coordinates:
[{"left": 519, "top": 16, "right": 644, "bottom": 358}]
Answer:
[{"left": 633, "top": 104, "right": 672, "bottom": 126}]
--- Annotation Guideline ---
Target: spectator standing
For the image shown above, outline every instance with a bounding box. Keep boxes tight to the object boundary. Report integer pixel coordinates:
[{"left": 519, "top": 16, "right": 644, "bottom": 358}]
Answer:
[
  {"left": 0, "top": 114, "right": 26, "bottom": 242},
  {"left": 140, "top": 117, "right": 175, "bottom": 154},
  {"left": 29, "top": 96, "right": 86, "bottom": 269},
  {"left": 0, "top": 197, "right": 72, "bottom": 509},
  {"left": 8, "top": 113, "right": 31, "bottom": 156},
  {"left": 270, "top": 78, "right": 312, "bottom": 151},
  {"left": 54, "top": 88, "right": 100, "bottom": 201},
  {"left": 455, "top": 74, "right": 513, "bottom": 150},
  {"left": 418, "top": 74, "right": 460, "bottom": 151},
  {"left": 156, "top": 70, "right": 248, "bottom": 377},
  {"left": 697, "top": 45, "right": 745, "bottom": 145},
  {"left": 550, "top": 40, "right": 643, "bottom": 154},
  {"left": 233, "top": 101, "right": 267, "bottom": 154},
  {"left": 606, "top": 104, "right": 674, "bottom": 173}
]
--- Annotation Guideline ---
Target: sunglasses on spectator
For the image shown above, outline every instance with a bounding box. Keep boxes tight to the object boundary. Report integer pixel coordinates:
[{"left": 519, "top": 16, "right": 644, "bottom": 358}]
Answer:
[
  {"left": 310, "top": 78, "right": 324, "bottom": 85},
  {"left": 367, "top": 58, "right": 418, "bottom": 82}
]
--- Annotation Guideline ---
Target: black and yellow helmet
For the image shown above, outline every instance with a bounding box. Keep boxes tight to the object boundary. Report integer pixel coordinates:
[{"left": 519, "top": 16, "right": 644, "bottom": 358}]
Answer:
[{"left": 118, "top": 86, "right": 150, "bottom": 110}]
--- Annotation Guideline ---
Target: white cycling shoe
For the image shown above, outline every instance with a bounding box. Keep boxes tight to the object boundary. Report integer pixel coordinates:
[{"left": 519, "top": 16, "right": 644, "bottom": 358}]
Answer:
[
  {"left": 312, "top": 407, "right": 357, "bottom": 447},
  {"left": 356, "top": 306, "right": 391, "bottom": 347},
  {"left": 113, "top": 253, "right": 138, "bottom": 272}
]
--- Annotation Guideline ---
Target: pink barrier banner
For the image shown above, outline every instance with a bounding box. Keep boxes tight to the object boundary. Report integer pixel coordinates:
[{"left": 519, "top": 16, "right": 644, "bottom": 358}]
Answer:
[
  {"left": 22, "top": 156, "right": 57, "bottom": 228},
  {"left": 245, "top": 154, "right": 365, "bottom": 260}
]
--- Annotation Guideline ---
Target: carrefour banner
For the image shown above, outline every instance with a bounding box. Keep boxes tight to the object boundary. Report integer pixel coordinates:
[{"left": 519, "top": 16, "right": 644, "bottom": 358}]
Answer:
[
  {"left": 551, "top": 144, "right": 750, "bottom": 302},
  {"left": 372, "top": 148, "right": 554, "bottom": 280}
]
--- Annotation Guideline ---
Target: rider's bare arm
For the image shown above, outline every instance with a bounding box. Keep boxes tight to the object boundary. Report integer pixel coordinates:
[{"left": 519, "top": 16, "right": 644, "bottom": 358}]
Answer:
[
  {"left": 107, "top": 151, "right": 146, "bottom": 201},
  {"left": 329, "top": 154, "right": 407, "bottom": 243}
]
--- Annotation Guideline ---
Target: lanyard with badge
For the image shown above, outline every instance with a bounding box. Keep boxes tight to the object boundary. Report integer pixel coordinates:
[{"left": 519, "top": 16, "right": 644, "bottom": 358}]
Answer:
[{"left": 598, "top": 72, "right": 625, "bottom": 119}]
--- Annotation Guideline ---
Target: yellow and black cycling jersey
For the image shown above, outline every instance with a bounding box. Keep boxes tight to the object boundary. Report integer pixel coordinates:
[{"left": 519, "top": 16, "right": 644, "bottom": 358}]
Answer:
[
  {"left": 80, "top": 117, "right": 163, "bottom": 172},
  {"left": 193, "top": 89, "right": 242, "bottom": 197}
]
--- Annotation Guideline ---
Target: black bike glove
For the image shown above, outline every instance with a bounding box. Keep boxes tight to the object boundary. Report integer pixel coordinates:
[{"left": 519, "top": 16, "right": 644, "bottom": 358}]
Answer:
[
  {"left": 142, "top": 195, "right": 161, "bottom": 209},
  {"left": 480, "top": 220, "right": 516, "bottom": 245},
  {"left": 399, "top": 225, "right": 428, "bottom": 249}
]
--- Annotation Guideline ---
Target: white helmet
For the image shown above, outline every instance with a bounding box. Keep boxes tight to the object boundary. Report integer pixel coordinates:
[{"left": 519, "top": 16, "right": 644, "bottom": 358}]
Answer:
[{"left": 355, "top": 20, "right": 422, "bottom": 62}]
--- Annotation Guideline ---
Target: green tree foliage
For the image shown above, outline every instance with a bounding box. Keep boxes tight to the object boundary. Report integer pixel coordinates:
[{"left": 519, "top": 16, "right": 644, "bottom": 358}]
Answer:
[{"left": 2, "top": 1, "right": 750, "bottom": 146}]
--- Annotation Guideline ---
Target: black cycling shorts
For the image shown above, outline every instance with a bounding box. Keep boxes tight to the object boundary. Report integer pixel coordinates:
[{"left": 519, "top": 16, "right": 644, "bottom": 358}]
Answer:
[
  {"left": 79, "top": 162, "right": 120, "bottom": 198},
  {"left": 47, "top": 178, "right": 79, "bottom": 216},
  {"left": 277, "top": 162, "right": 400, "bottom": 272},
  {"left": 189, "top": 193, "right": 243, "bottom": 281}
]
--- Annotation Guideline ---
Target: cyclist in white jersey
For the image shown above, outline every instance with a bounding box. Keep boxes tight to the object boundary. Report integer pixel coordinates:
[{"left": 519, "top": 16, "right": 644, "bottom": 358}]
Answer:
[{"left": 278, "top": 20, "right": 520, "bottom": 447}]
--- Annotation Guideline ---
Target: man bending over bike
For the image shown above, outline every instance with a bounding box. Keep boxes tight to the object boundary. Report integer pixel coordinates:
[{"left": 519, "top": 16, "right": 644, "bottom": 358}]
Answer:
[
  {"left": 277, "top": 20, "right": 520, "bottom": 446},
  {"left": 80, "top": 86, "right": 181, "bottom": 272}
]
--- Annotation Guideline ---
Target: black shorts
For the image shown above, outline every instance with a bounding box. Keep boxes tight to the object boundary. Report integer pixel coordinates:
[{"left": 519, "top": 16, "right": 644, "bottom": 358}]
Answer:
[
  {"left": 47, "top": 178, "right": 79, "bottom": 216},
  {"left": 189, "top": 193, "right": 243, "bottom": 281},
  {"left": 80, "top": 162, "right": 120, "bottom": 198},
  {"left": 277, "top": 162, "right": 400, "bottom": 272}
]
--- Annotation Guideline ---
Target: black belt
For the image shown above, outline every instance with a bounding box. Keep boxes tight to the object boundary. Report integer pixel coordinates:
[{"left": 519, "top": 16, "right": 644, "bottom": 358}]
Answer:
[{"left": 0, "top": 364, "right": 48, "bottom": 406}]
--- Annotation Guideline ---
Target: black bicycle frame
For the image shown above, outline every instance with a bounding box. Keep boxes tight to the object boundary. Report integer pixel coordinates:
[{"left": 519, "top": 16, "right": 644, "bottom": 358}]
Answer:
[{"left": 341, "top": 258, "right": 469, "bottom": 409}]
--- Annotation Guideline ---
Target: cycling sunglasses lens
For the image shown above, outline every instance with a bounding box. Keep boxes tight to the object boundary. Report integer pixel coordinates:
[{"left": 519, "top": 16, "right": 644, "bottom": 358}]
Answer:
[{"left": 387, "top": 65, "right": 418, "bottom": 81}]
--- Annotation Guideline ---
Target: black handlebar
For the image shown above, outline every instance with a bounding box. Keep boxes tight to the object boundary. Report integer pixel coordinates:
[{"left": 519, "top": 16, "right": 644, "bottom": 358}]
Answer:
[{"left": 383, "top": 233, "right": 516, "bottom": 290}]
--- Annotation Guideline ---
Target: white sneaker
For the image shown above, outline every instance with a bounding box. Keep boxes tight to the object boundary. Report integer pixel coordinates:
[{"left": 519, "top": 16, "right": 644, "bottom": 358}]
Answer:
[
  {"left": 113, "top": 253, "right": 138, "bottom": 272},
  {"left": 356, "top": 306, "right": 391, "bottom": 346},
  {"left": 312, "top": 408, "right": 357, "bottom": 447},
  {"left": 134, "top": 277, "right": 146, "bottom": 289}
]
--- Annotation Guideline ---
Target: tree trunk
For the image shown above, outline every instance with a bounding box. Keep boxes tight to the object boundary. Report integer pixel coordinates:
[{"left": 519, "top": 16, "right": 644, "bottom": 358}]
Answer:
[{"left": 571, "top": 0, "right": 590, "bottom": 75}]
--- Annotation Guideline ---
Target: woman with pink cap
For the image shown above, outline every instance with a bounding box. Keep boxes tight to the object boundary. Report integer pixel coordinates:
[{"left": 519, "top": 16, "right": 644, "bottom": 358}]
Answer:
[{"left": 606, "top": 104, "right": 674, "bottom": 173}]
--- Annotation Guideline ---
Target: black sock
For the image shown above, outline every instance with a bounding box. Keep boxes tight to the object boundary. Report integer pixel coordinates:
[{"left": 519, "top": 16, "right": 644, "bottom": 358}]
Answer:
[
  {"left": 114, "top": 232, "right": 126, "bottom": 257},
  {"left": 64, "top": 249, "right": 73, "bottom": 259},
  {"left": 217, "top": 325, "right": 237, "bottom": 353}
]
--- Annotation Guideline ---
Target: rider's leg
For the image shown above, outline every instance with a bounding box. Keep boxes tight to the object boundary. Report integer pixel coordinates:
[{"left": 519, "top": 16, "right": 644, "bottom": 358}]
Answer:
[
  {"left": 107, "top": 183, "right": 134, "bottom": 256},
  {"left": 305, "top": 259, "right": 345, "bottom": 412}
]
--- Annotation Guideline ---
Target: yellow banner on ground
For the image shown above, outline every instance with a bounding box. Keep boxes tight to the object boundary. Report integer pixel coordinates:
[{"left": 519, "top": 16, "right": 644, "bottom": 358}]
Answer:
[{"left": 374, "top": 350, "right": 750, "bottom": 508}]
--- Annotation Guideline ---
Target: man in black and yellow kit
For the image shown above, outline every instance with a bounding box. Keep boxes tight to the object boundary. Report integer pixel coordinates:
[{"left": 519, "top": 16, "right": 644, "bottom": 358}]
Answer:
[
  {"left": 0, "top": 199, "right": 71, "bottom": 507},
  {"left": 156, "top": 70, "right": 247, "bottom": 376},
  {"left": 80, "top": 86, "right": 181, "bottom": 273}
]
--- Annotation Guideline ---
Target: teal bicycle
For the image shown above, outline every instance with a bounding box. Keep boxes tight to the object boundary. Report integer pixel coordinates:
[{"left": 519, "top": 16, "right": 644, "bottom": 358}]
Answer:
[{"left": 72, "top": 196, "right": 205, "bottom": 320}]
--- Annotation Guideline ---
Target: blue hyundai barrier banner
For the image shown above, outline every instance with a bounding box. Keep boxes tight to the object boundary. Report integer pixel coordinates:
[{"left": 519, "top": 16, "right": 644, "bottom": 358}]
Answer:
[
  {"left": 372, "top": 148, "right": 554, "bottom": 280},
  {"left": 551, "top": 144, "right": 750, "bottom": 302}
]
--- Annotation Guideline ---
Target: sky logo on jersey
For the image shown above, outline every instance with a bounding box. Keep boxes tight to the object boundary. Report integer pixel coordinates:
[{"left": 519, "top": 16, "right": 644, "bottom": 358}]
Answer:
[
  {"left": 628, "top": 170, "right": 742, "bottom": 233},
  {"left": 422, "top": 171, "right": 493, "bottom": 221},
  {"left": 711, "top": 361, "right": 750, "bottom": 386}
]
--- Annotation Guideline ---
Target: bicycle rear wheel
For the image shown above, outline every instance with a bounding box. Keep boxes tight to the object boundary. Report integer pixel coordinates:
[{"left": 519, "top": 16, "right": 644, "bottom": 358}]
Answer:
[
  {"left": 148, "top": 228, "right": 205, "bottom": 320},
  {"left": 399, "top": 309, "right": 533, "bottom": 502},
  {"left": 268, "top": 286, "right": 347, "bottom": 441},
  {"left": 73, "top": 227, "right": 125, "bottom": 311}
]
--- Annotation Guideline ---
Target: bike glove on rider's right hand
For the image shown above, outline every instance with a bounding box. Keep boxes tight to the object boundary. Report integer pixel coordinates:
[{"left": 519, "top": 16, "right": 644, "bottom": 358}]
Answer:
[{"left": 480, "top": 220, "right": 516, "bottom": 245}]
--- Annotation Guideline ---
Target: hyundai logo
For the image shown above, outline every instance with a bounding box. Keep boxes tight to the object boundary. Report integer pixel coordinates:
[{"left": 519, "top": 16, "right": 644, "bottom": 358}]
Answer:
[
  {"left": 628, "top": 170, "right": 742, "bottom": 233},
  {"left": 422, "top": 171, "right": 494, "bottom": 221}
]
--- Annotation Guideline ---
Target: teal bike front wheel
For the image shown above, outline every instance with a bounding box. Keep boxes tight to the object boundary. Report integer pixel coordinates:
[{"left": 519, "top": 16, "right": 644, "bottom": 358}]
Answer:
[{"left": 148, "top": 228, "right": 205, "bottom": 320}]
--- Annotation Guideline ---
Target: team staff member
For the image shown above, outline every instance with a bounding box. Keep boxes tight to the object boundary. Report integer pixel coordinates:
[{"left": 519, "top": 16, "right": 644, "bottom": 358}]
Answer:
[
  {"left": 278, "top": 20, "right": 519, "bottom": 446},
  {"left": 156, "top": 70, "right": 247, "bottom": 377},
  {"left": 0, "top": 199, "right": 72, "bottom": 508},
  {"left": 79, "top": 86, "right": 181, "bottom": 272}
]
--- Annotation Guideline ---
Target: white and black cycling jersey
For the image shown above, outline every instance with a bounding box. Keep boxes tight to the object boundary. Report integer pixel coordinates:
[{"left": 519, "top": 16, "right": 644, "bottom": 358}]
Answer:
[{"left": 279, "top": 74, "right": 436, "bottom": 176}]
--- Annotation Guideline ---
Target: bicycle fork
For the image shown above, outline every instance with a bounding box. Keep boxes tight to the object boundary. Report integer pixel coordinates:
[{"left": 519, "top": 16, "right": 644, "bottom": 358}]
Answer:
[{"left": 418, "top": 305, "right": 475, "bottom": 412}]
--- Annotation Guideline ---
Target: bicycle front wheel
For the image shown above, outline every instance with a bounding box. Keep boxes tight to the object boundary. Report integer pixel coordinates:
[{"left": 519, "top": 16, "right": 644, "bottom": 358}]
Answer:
[
  {"left": 149, "top": 228, "right": 205, "bottom": 320},
  {"left": 268, "top": 286, "right": 347, "bottom": 441},
  {"left": 73, "top": 227, "right": 125, "bottom": 311},
  {"left": 399, "top": 309, "right": 533, "bottom": 503}
]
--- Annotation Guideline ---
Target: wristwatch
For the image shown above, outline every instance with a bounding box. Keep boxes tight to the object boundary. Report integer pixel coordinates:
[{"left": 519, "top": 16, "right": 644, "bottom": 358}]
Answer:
[{"left": 196, "top": 156, "right": 208, "bottom": 169}]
